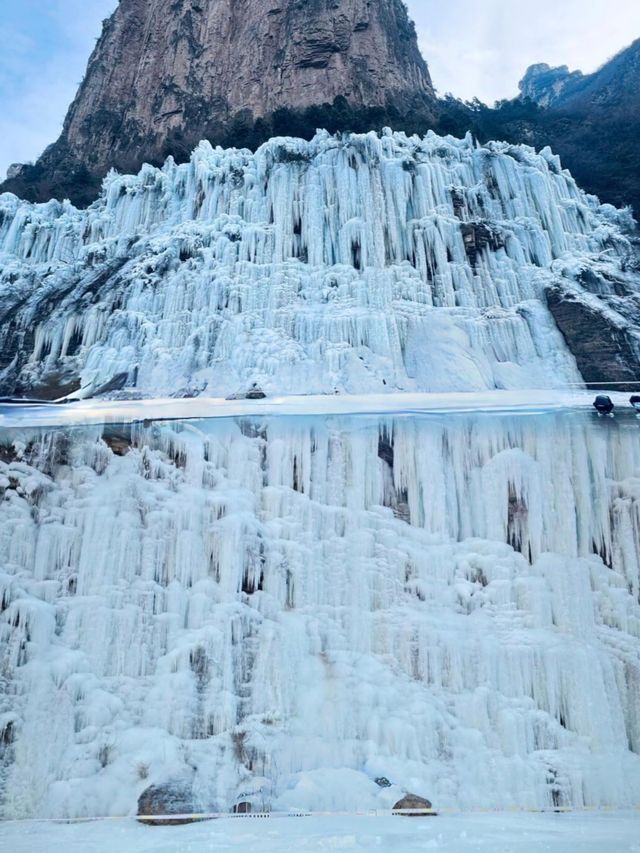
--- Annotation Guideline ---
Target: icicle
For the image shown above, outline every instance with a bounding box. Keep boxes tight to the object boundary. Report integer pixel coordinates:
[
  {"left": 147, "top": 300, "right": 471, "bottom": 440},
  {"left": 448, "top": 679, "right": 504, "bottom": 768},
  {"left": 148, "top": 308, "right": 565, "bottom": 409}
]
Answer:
[
  {"left": 1, "top": 130, "right": 637, "bottom": 399},
  {"left": 1, "top": 411, "right": 639, "bottom": 818}
]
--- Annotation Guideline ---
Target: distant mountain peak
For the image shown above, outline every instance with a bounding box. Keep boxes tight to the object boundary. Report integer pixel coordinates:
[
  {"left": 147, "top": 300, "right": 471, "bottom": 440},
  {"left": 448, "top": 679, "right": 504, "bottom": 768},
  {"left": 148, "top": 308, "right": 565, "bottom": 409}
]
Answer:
[
  {"left": 518, "top": 63, "right": 584, "bottom": 107},
  {"left": 519, "top": 38, "right": 640, "bottom": 110}
]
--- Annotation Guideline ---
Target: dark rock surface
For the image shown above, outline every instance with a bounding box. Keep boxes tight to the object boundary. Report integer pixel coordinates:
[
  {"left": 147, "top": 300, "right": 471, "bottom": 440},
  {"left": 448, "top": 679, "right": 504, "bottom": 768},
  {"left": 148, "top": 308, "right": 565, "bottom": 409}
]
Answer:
[
  {"left": 392, "top": 793, "right": 434, "bottom": 816},
  {"left": 546, "top": 285, "right": 640, "bottom": 390},
  {"left": 461, "top": 222, "right": 505, "bottom": 266},
  {"left": 227, "top": 385, "right": 267, "bottom": 401},
  {"left": 137, "top": 781, "right": 200, "bottom": 825}
]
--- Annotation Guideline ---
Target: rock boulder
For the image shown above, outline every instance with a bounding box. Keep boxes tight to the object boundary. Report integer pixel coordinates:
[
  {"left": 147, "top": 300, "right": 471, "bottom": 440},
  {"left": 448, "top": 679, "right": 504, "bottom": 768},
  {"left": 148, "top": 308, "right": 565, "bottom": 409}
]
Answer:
[
  {"left": 392, "top": 794, "right": 435, "bottom": 816},
  {"left": 137, "top": 781, "right": 201, "bottom": 826}
]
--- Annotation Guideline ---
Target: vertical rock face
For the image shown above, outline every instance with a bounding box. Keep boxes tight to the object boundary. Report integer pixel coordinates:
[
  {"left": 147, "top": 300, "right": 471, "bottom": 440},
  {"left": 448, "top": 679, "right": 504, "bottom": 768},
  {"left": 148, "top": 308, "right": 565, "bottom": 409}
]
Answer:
[{"left": 3, "top": 0, "right": 434, "bottom": 204}]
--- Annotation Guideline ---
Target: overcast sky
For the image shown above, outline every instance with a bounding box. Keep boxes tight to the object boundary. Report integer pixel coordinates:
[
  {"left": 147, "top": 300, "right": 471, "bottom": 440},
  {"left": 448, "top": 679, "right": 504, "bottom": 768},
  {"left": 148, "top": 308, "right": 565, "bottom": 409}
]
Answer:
[{"left": 1, "top": 0, "right": 640, "bottom": 178}]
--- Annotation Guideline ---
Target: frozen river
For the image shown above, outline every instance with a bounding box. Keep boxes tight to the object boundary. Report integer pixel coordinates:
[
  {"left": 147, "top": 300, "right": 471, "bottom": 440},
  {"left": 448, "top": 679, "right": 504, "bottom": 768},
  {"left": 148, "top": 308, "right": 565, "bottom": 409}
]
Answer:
[{"left": 1, "top": 388, "right": 637, "bottom": 429}]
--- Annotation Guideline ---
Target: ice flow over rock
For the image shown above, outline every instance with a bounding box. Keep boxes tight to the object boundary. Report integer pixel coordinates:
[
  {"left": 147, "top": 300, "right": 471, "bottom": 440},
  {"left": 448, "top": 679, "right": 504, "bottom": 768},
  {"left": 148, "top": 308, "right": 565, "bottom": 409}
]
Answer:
[
  {"left": 1, "top": 129, "right": 638, "bottom": 399},
  {"left": 1, "top": 130, "right": 640, "bottom": 820},
  {"left": 0, "top": 411, "right": 640, "bottom": 818}
]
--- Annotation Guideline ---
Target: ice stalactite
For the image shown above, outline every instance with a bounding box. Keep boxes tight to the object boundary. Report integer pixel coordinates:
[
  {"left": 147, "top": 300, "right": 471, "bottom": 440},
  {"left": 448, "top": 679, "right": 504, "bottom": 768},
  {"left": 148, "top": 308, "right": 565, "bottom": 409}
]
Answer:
[
  {"left": 0, "top": 411, "right": 639, "bottom": 818},
  {"left": 0, "top": 130, "right": 638, "bottom": 398},
  {"left": 1, "top": 129, "right": 640, "bottom": 821}
]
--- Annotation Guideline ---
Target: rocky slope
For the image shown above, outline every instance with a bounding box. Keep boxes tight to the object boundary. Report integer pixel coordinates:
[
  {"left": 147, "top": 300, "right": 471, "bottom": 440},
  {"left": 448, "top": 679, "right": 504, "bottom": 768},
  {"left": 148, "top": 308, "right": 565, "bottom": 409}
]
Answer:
[
  {"left": 518, "top": 64, "right": 585, "bottom": 108},
  {"left": 519, "top": 40, "right": 640, "bottom": 111},
  {"left": 0, "top": 0, "right": 434, "bottom": 206}
]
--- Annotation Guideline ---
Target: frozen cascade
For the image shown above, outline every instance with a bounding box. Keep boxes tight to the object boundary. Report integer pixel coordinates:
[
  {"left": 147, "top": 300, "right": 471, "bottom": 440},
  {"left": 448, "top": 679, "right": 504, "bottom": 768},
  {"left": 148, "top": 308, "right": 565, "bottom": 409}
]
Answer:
[
  {"left": 1, "top": 129, "right": 640, "bottom": 820},
  {"left": 1, "top": 410, "right": 640, "bottom": 818},
  {"left": 0, "top": 130, "right": 638, "bottom": 398}
]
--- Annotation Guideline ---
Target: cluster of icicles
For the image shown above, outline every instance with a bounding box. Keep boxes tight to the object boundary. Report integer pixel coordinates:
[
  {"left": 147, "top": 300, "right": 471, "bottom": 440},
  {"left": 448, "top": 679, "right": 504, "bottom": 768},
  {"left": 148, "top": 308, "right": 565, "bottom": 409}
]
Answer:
[
  {"left": 0, "top": 129, "right": 637, "bottom": 398},
  {"left": 1, "top": 129, "right": 639, "bottom": 821},
  {"left": 1, "top": 411, "right": 639, "bottom": 818}
]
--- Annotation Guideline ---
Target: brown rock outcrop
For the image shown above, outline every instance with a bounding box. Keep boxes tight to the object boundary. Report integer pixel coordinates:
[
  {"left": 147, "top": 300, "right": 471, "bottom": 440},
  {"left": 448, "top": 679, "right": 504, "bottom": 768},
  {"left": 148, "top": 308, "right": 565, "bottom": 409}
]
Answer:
[
  {"left": 392, "top": 793, "right": 435, "bottom": 816},
  {"left": 137, "top": 781, "right": 202, "bottom": 825},
  {"left": 2, "top": 0, "right": 434, "bottom": 205},
  {"left": 546, "top": 285, "right": 640, "bottom": 391}
]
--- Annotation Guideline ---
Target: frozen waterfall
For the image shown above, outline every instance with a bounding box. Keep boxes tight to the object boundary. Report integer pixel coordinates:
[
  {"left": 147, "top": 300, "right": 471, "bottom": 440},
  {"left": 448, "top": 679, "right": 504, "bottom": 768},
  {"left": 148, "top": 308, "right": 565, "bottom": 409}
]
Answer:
[
  {"left": 0, "top": 130, "right": 638, "bottom": 399},
  {"left": 1, "top": 130, "right": 640, "bottom": 821},
  {"left": 1, "top": 410, "right": 640, "bottom": 818}
]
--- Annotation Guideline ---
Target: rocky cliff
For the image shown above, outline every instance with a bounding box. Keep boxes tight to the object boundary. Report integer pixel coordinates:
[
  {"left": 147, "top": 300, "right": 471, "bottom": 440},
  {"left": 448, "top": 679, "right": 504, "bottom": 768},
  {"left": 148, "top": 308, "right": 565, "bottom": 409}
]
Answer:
[
  {"left": 1, "top": 0, "right": 434, "bottom": 205},
  {"left": 518, "top": 63, "right": 585, "bottom": 108},
  {"left": 519, "top": 40, "right": 640, "bottom": 112}
]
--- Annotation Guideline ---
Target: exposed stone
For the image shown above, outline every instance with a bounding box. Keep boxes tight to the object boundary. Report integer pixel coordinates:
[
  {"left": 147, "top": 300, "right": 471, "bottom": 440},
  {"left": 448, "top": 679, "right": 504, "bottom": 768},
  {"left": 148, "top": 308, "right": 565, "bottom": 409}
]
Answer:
[
  {"left": 392, "top": 793, "right": 435, "bottom": 816},
  {"left": 2, "top": 0, "right": 434, "bottom": 205},
  {"left": 461, "top": 222, "right": 505, "bottom": 266},
  {"left": 92, "top": 372, "right": 130, "bottom": 397},
  {"left": 6, "top": 164, "right": 29, "bottom": 181},
  {"left": 103, "top": 428, "right": 134, "bottom": 458},
  {"left": 518, "top": 63, "right": 584, "bottom": 108},
  {"left": 245, "top": 386, "right": 267, "bottom": 400},
  {"left": 546, "top": 285, "right": 640, "bottom": 391},
  {"left": 21, "top": 370, "right": 82, "bottom": 402},
  {"left": 227, "top": 385, "right": 267, "bottom": 400},
  {"left": 137, "top": 781, "right": 202, "bottom": 825}
]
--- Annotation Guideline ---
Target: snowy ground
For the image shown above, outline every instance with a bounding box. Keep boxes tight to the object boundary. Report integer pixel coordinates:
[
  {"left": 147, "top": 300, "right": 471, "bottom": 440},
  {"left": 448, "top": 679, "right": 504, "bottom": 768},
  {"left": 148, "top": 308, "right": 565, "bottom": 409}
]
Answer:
[
  {"left": 1, "top": 812, "right": 639, "bottom": 853},
  {"left": 0, "top": 388, "right": 635, "bottom": 429}
]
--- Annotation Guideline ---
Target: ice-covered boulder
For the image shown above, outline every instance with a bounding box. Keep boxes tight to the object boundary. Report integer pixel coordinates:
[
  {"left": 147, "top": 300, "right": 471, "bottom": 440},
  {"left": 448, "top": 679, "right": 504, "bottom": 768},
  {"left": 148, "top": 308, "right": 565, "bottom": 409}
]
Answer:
[
  {"left": 137, "top": 782, "right": 199, "bottom": 826},
  {"left": 392, "top": 794, "right": 434, "bottom": 816}
]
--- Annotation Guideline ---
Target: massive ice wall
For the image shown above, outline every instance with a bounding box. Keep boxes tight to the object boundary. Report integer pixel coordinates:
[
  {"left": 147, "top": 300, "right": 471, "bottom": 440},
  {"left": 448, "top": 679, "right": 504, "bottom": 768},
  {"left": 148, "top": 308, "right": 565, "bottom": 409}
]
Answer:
[
  {"left": 2, "top": 129, "right": 640, "bottom": 822},
  {"left": 1, "top": 411, "right": 639, "bottom": 818},
  {"left": 0, "top": 130, "right": 638, "bottom": 399}
]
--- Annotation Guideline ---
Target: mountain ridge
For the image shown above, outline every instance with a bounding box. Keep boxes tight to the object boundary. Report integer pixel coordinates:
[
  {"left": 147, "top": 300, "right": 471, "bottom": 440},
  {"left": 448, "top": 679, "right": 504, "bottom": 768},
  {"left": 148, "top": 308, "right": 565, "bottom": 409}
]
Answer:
[
  {"left": 508, "top": 38, "right": 640, "bottom": 218},
  {"left": 518, "top": 39, "right": 640, "bottom": 110}
]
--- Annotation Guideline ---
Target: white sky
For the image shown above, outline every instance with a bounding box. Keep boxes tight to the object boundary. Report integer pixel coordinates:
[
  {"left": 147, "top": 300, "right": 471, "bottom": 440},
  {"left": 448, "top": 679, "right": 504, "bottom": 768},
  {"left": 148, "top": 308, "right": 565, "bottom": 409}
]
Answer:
[
  {"left": 414, "top": 0, "right": 640, "bottom": 102},
  {"left": 1, "top": 0, "right": 640, "bottom": 178}
]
